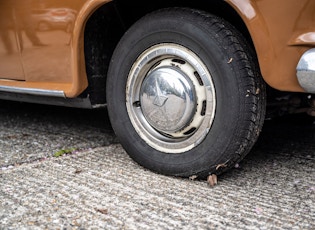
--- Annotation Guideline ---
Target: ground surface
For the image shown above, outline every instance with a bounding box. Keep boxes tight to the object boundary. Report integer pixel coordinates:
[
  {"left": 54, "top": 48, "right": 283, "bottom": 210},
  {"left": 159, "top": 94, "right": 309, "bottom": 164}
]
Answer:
[{"left": 0, "top": 100, "right": 314, "bottom": 229}]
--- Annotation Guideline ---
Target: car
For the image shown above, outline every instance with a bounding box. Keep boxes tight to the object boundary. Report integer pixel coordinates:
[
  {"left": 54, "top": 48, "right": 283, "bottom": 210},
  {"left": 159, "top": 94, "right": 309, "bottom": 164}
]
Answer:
[{"left": 0, "top": 0, "right": 314, "bottom": 179}]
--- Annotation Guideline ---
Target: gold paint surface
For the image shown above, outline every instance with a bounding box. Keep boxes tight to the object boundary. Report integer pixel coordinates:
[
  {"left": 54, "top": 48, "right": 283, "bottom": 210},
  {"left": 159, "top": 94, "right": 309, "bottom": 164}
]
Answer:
[
  {"left": 227, "top": 0, "right": 315, "bottom": 92},
  {"left": 0, "top": 0, "right": 94, "bottom": 96},
  {"left": 1, "top": 0, "right": 314, "bottom": 96}
]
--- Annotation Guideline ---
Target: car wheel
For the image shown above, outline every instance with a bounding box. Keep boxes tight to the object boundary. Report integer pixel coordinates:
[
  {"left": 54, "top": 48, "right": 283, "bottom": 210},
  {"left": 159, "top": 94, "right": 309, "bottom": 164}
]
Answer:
[{"left": 106, "top": 8, "right": 266, "bottom": 178}]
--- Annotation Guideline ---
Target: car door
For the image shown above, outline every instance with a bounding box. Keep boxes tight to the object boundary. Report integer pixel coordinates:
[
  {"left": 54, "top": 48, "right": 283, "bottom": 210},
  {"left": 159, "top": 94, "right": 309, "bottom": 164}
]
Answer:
[
  {"left": 0, "top": 1, "right": 25, "bottom": 80},
  {"left": 16, "top": 0, "right": 74, "bottom": 83}
]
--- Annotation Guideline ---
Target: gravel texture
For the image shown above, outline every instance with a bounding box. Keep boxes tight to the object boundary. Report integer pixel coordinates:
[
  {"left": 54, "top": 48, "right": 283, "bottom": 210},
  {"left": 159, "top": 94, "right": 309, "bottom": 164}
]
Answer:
[
  {"left": 0, "top": 100, "right": 117, "bottom": 167},
  {"left": 0, "top": 100, "right": 314, "bottom": 229}
]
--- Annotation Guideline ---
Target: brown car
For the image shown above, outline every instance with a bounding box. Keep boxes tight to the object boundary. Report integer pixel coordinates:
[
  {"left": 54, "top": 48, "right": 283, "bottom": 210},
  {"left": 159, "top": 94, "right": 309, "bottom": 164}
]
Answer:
[{"left": 0, "top": 0, "right": 314, "bottom": 178}]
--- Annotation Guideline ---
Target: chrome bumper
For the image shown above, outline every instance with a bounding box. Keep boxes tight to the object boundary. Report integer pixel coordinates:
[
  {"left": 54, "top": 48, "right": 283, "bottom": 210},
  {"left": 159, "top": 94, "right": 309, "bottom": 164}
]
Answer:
[{"left": 297, "top": 48, "right": 315, "bottom": 93}]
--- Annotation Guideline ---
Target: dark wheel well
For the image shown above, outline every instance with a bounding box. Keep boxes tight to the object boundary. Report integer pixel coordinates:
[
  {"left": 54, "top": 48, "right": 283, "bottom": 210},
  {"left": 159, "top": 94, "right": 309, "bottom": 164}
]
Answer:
[
  {"left": 113, "top": 0, "right": 252, "bottom": 42},
  {"left": 83, "top": 2, "right": 125, "bottom": 105}
]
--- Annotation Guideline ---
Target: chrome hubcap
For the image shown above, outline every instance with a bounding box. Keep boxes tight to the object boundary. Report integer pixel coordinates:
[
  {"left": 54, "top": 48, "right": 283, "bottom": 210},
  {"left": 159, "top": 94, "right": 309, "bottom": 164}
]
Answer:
[
  {"left": 126, "top": 43, "right": 216, "bottom": 153},
  {"left": 140, "top": 66, "right": 196, "bottom": 134}
]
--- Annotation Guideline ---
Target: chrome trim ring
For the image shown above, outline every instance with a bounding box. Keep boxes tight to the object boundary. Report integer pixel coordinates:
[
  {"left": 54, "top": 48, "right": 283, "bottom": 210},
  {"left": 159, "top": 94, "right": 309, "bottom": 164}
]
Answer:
[{"left": 126, "top": 43, "right": 216, "bottom": 153}]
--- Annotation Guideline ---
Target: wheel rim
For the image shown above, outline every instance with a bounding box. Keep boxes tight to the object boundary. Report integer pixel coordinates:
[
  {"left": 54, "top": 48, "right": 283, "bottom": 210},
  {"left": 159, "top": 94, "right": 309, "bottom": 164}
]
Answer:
[{"left": 126, "top": 43, "right": 216, "bottom": 153}]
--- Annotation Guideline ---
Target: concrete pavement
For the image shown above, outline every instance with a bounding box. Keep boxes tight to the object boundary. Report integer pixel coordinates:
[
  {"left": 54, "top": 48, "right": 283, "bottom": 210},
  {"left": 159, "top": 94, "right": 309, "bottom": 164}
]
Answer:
[{"left": 0, "top": 101, "right": 314, "bottom": 229}]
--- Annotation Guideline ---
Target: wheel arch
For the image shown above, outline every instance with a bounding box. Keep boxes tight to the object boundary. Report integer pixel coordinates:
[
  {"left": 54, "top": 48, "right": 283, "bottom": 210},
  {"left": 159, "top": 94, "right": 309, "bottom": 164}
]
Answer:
[
  {"left": 111, "top": 0, "right": 254, "bottom": 46},
  {"left": 225, "top": 0, "right": 275, "bottom": 89},
  {"left": 83, "top": 0, "right": 313, "bottom": 104},
  {"left": 67, "top": 0, "right": 112, "bottom": 98},
  {"left": 81, "top": 0, "right": 257, "bottom": 105}
]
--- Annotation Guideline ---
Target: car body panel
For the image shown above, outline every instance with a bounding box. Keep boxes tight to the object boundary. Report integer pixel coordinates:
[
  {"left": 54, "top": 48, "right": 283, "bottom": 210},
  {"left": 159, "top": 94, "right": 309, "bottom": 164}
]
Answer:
[
  {"left": 0, "top": 1, "right": 25, "bottom": 80},
  {"left": 0, "top": 0, "right": 110, "bottom": 98},
  {"left": 226, "top": 0, "right": 315, "bottom": 92},
  {"left": 0, "top": 0, "right": 314, "bottom": 100}
]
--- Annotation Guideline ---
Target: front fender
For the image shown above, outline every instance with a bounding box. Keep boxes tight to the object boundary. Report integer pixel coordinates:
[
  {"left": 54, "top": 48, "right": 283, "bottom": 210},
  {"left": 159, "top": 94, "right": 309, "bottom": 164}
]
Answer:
[{"left": 226, "top": 0, "right": 315, "bottom": 92}]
